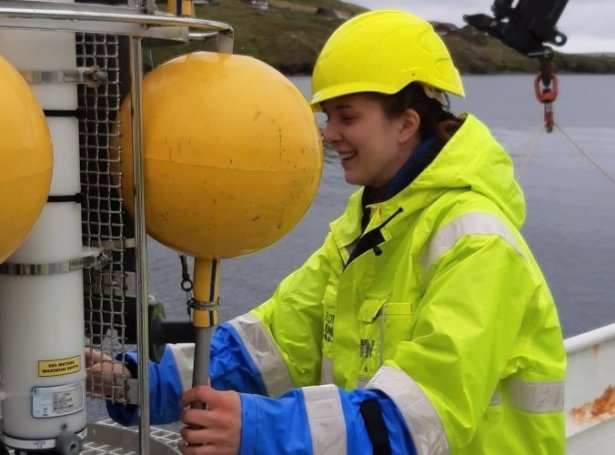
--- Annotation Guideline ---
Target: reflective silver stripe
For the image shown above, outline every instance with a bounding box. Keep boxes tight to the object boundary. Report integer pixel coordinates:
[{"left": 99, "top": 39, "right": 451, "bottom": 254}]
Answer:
[
  {"left": 168, "top": 343, "right": 195, "bottom": 392},
  {"left": 509, "top": 379, "right": 564, "bottom": 413},
  {"left": 321, "top": 356, "right": 333, "bottom": 384},
  {"left": 303, "top": 384, "right": 347, "bottom": 455},
  {"left": 228, "top": 313, "right": 293, "bottom": 397},
  {"left": 490, "top": 389, "right": 502, "bottom": 406},
  {"left": 423, "top": 212, "right": 522, "bottom": 269},
  {"left": 367, "top": 366, "right": 449, "bottom": 455}
]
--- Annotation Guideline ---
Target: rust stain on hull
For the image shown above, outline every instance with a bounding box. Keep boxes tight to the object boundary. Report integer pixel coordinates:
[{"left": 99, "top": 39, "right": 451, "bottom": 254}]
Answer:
[{"left": 571, "top": 385, "right": 615, "bottom": 424}]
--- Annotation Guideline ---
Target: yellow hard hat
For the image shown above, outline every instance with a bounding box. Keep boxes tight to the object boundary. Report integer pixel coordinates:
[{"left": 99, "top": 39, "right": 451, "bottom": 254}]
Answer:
[
  {"left": 117, "top": 52, "right": 322, "bottom": 260},
  {"left": 311, "top": 9, "right": 465, "bottom": 109},
  {"left": 0, "top": 55, "right": 53, "bottom": 263}
]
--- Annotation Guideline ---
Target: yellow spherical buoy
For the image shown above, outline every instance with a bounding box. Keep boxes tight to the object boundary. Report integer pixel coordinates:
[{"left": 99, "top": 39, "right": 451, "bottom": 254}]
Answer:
[
  {"left": 118, "top": 51, "right": 323, "bottom": 260},
  {"left": 0, "top": 55, "right": 53, "bottom": 263}
]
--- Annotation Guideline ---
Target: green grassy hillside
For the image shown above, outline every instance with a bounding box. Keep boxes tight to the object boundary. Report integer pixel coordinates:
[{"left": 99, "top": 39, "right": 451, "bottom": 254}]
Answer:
[{"left": 150, "top": 0, "right": 615, "bottom": 75}]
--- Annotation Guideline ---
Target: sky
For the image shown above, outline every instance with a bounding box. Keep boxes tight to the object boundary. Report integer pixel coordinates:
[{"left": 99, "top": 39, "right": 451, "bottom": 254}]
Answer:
[{"left": 348, "top": 0, "right": 615, "bottom": 54}]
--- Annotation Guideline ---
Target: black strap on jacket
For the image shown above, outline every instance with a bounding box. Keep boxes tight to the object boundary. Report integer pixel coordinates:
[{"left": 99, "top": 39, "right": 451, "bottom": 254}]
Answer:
[
  {"left": 346, "top": 207, "right": 403, "bottom": 267},
  {"left": 360, "top": 399, "right": 392, "bottom": 455}
]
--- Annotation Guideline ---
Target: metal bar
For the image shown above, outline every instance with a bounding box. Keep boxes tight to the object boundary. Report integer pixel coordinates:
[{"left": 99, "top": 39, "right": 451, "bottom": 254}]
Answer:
[
  {"left": 145, "top": 0, "right": 156, "bottom": 15},
  {"left": 193, "top": 328, "right": 212, "bottom": 387},
  {"left": 0, "top": 1, "right": 233, "bottom": 32},
  {"left": 0, "top": 17, "right": 189, "bottom": 40},
  {"left": 216, "top": 29, "right": 235, "bottom": 53},
  {"left": 128, "top": 30, "right": 151, "bottom": 454},
  {"left": 190, "top": 258, "right": 221, "bottom": 390},
  {"left": 565, "top": 323, "right": 615, "bottom": 354}
]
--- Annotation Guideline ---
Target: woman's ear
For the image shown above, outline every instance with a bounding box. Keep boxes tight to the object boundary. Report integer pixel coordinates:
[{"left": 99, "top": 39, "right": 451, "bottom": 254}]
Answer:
[{"left": 398, "top": 108, "right": 420, "bottom": 144}]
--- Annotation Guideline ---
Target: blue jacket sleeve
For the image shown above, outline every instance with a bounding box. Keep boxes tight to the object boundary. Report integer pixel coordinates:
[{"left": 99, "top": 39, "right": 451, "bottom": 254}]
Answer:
[
  {"left": 107, "top": 322, "right": 266, "bottom": 426},
  {"left": 106, "top": 345, "right": 183, "bottom": 426},
  {"left": 239, "top": 386, "right": 417, "bottom": 455},
  {"left": 210, "top": 322, "right": 267, "bottom": 394}
]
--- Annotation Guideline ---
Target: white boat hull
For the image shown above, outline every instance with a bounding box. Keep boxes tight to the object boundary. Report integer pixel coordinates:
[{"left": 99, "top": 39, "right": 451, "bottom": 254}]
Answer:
[{"left": 565, "top": 323, "right": 615, "bottom": 453}]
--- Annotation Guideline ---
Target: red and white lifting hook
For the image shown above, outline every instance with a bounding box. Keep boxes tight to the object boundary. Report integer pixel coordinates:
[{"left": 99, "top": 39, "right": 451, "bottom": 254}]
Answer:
[{"left": 534, "top": 58, "right": 559, "bottom": 133}]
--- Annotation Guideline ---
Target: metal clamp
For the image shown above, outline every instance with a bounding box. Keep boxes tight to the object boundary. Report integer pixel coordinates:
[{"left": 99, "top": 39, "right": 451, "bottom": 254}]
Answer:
[
  {"left": 113, "top": 376, "right": 140, "bottom": 405},
  {"left": 0, "top": 248, "right": 113, "bottom": 276},
  {"left": 20, "top": 66, "right": 108, "bottom": 88},
  {"left": 187, "top": 298, "right": 219, "bottom": 312}
]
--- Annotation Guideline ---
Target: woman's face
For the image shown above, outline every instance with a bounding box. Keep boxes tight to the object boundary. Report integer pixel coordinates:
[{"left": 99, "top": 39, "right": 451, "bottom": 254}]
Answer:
[{"left": 322, "top": 93, "right": 417, "bottom": 188}]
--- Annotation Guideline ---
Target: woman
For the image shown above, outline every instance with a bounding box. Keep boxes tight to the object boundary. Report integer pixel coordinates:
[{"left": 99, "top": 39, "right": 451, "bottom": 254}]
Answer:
[{"left": 89, "top": 9, "right": 566, "bottom": 454}]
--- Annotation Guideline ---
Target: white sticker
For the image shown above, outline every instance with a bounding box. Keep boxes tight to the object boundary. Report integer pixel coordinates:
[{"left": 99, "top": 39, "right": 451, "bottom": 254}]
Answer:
[{"left": 32, "top": 382, "right": 84, "bottom": 418}]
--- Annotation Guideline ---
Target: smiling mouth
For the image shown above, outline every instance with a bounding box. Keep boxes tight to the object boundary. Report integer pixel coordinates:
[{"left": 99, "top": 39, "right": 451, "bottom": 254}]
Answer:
[{"left": 339, "top": 151, "right": 357, "bottom": 162}]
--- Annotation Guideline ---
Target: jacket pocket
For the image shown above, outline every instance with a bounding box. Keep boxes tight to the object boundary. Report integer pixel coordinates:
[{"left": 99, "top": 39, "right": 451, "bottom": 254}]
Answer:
[
  {"left": 357, "top": 297, "right": 414, "bottom": 387},
  {"left": 381, "top": 302, "right": 413, "bottom": 361}
]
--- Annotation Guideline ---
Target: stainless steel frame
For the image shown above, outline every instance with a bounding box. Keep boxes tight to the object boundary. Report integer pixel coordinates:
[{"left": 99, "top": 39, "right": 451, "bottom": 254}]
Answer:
[
  {"left": 0, "top": 1, "right": 234, "bottom": 453},
  {"left": 0, "top": 0, "right": 234, "bottom": 44}
]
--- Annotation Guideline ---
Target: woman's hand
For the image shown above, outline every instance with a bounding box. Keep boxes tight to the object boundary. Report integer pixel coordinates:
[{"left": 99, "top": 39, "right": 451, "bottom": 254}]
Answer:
[
  {"left": 85, "top": 347, "right": 130, "bottom": 397},
  {"left": 179, "top": 386, "right": 242, "bottom": 455}
]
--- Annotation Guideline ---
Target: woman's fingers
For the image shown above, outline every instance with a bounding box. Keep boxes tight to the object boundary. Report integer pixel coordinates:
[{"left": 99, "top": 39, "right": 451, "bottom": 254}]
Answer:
[
  {"left": 181, "top": 408, "right": 231, "bottom": 434},
  {"left": 85, "top": 347, "right": 112, "bottom": 364},
  {"left": 180, "top": 425, "right": 212, "bottom": 445},
  {"left": 179, "top": 387, "right": 241, "bottom": 454},
  {"left": 181, "top": 385, "right": 211, "bottom": 408},
  {"left": 84, "top": 348, "right": 130, "bottom": 396},
  {"left": 178, "top": 426, "right": 239, "bottom": 455},
  {"left": 182, "top": 386, "right": 238, "bottom": 411}
]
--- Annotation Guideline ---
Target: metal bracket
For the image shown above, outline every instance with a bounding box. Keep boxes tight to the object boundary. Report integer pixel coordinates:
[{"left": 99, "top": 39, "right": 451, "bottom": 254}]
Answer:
[
  {"left": 187, "top": 298, "right": 219, "bottom": 312},
  {"left": 20, "top": 66, "right": 108, "bottom": 88},
  {"left": 0, "top": 248, "right": 113, "bottom": 276},
  {"left": 113, "top": 376, "right": 140, "bottom": 405}
]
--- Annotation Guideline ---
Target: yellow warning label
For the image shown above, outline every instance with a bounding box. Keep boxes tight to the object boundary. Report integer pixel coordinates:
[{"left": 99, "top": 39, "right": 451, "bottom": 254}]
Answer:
[{"left": 38, "top": 355, "right": 81, "bottom": 377}]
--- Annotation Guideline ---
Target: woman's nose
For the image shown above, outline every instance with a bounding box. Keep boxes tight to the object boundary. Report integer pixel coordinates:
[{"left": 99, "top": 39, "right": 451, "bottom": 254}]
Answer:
[{"left": 322, "top": 121, "right": 339, "bottom": 146}]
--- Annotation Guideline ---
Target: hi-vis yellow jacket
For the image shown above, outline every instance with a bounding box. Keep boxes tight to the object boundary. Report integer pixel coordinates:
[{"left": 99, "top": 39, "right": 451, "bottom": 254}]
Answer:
[
  {"left": 246, "top": 114, "right": 566, "bottom": 453},
  {"left": 111, "top": 114, "right": 566, "bottom": 454}
]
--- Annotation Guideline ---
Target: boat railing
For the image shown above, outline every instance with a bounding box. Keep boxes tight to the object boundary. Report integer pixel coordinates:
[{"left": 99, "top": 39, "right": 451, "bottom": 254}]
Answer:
[{"left": 565, "top": 323, "right": 615, "bottom": 453}]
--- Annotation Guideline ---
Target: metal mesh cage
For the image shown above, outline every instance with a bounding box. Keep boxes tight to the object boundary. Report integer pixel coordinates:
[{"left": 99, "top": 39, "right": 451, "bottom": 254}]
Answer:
[
  {"left": 0, "top": 3, "right": 234, "bottom": 452},
  {"left": 77, "top": 31, "right": 133, "bottom": 404}
]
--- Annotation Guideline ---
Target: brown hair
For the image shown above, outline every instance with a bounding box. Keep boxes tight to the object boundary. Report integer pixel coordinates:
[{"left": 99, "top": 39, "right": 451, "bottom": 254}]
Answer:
[{"left": 372, "top": 83, "right": 460, "bottom": 142}]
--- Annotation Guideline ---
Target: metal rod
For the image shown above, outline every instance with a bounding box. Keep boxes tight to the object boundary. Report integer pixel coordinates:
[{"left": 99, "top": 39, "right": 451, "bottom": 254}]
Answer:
[
  {"left": 128, "top": 31, "right": 151, "bottom": 454},
  {"left": 193, "top": 328, "right": 212, "bottom": 388},
  {"left": 145, "top": 0, "right": 156, "bottom": 15},
  {"left": 191, "top": 258, "right": 221, "bottom": 389},
  {"left": 216, "top": 29, "right": 234, "bottom": 54},
  {"left": 0, "top": 1, "right": 233, "bottom": 33}
]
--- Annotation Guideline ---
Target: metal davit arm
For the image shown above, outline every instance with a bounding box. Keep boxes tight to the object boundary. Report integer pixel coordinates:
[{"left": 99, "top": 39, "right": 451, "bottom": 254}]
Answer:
[{"left": 463, "top": 0, "right": 568, "bottom": 56}]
